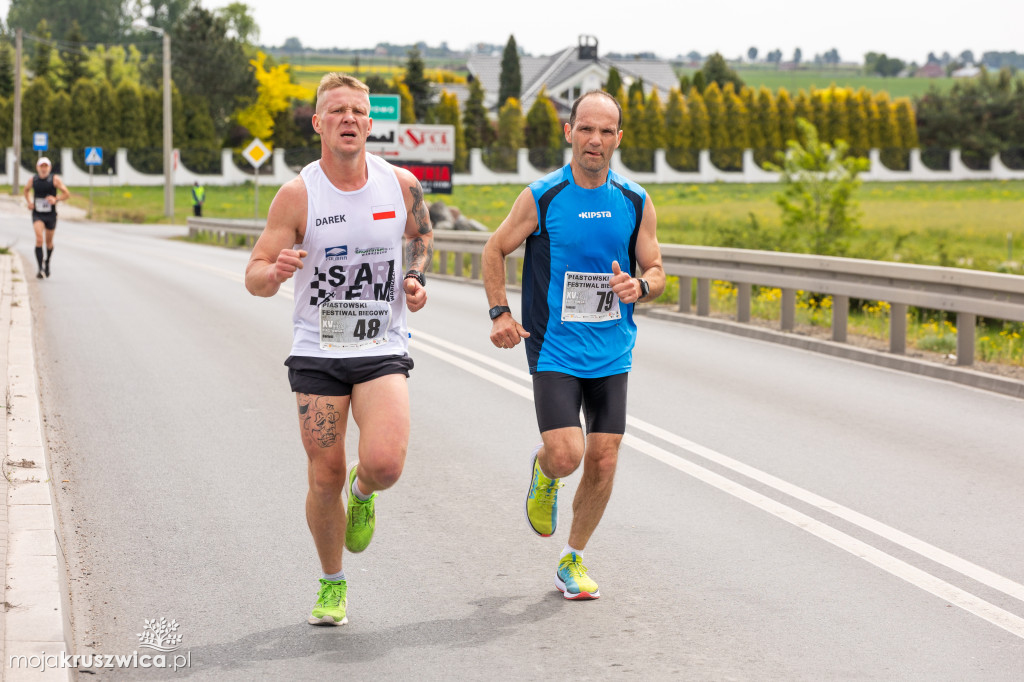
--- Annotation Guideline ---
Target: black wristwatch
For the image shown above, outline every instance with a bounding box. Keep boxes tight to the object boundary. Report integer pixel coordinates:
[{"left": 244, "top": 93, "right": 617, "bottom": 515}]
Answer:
[
  {"left": 637, "top": 278, "right": 650, "bottom": 300},
  {"left": 488, "top": 305, "right": 512, "bottom": 320},
  {"left": 404, "top": 269, "right": 426, "bottom": 287}
]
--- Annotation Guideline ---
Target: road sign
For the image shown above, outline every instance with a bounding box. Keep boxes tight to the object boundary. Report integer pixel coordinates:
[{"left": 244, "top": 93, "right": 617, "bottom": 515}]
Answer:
[
  {"left": 85, "top": 147, "right": 103, "bottom": 166},
  {"left": 242, "top": 138, "right": 270, "bottom": 169},
  {"left": 33, "top": 132, "right": 48, "bottom": 151},
  {"left": 369, "top": 95, "right": 400, "bottom": 122}
]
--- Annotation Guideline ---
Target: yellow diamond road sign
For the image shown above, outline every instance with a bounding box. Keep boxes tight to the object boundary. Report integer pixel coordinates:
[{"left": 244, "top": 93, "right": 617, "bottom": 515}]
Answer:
[{"left": 242, "top": 138, "right": 270, "bottom": 169}]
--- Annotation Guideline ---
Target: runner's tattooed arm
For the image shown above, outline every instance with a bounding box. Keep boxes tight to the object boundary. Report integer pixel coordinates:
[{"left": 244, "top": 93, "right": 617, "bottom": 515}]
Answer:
[{"left": 404, "top": 180, "right": 434, "bottom": 273}]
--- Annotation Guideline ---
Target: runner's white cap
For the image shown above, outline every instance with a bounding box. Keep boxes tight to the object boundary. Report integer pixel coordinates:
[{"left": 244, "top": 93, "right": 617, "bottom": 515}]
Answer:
[{"left": 36, "top": 157, "right": 51, "bottom": 167}]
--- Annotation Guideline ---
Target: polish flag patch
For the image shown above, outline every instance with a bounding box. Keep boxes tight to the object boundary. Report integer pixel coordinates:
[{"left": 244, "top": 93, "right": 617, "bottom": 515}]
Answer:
[{"left": 372, "top": 204, "right": 396, "bottom": 220}]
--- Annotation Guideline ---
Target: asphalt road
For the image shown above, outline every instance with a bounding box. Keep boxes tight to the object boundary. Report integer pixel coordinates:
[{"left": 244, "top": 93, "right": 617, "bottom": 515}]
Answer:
[{"left": 2, "top": 211, "right": 1023, "bottom": 680}]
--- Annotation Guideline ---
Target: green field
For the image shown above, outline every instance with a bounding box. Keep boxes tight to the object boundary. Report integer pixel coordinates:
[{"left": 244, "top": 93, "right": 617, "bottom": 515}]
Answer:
[
  {"left": 679, "top": 65, "right": 957, "bottom": 99},
  {"left": 46, "top": 179, "right": 1024, "bottom": 276}
]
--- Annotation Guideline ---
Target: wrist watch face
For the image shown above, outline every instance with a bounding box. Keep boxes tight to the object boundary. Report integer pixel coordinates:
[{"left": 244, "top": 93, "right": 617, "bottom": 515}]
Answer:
[{"left": 489, "top": 305, "right": 510, "bottom": 320}]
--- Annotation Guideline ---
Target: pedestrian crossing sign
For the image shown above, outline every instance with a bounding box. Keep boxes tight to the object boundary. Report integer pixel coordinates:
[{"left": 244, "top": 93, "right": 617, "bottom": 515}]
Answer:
[{"left": 85, "top": 147, "right": 103, "bottom": 166}]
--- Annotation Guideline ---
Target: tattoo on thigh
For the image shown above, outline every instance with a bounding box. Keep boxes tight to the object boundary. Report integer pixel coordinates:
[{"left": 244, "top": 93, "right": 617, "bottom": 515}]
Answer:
[{"left": 298, "top": 394, "right": 341, "bottom": 448}]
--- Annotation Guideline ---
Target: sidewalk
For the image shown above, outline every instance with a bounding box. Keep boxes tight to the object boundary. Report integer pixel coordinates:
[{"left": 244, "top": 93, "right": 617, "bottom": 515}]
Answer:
[{"left": 1, "top": 250, "right": 73, "bottom": 681}]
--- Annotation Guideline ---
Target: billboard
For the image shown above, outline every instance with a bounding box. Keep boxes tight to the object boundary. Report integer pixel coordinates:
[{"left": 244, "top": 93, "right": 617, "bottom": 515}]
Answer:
[
  {"left": 367, "top": 124, "right": 455, "bottom": 163},
  {"left": 387, "top": 162, "right": 453, "bottom": 194}
]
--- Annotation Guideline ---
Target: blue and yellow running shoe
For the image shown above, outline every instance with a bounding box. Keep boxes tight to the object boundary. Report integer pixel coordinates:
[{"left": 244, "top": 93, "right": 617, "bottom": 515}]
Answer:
[
  {"left": 525, "top": 450, "right": 562, "bottom": 536},
  {"left": 309, "top": 579, "right": 348, "bottom": 625},
  {"left": 555, "top": 552, "right": 600, "bottom": 600}
]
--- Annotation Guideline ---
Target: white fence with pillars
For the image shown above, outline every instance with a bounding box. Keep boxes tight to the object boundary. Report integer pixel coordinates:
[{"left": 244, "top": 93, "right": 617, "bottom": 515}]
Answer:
[{"left": 5, "top": 145, "right": 1024, "bottom": 188}]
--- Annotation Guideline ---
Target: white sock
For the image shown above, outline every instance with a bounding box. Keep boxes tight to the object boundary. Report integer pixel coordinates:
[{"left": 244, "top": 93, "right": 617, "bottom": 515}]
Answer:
[
  {"left": 560, "top": 545, "right": 582, "bottom": 560},
  {"left": 352, "top": 476, "right": 372, "bottom": 501},
  {"left": 322, "top": 570, "right": 346, "bottom": 582}
]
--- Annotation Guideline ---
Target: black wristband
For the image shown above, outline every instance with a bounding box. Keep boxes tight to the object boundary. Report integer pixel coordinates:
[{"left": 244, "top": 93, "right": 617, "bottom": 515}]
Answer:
[{"left": 404, "top": 269, "right": 425, "bottom": 287}]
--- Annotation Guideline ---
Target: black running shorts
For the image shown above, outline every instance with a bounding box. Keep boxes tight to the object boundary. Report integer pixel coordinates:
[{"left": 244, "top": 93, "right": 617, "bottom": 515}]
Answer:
[
  {"left": 33, "top": 213, "right": 57, "bottom": 230},
  {"left": 532, "top": 371, "right": 628, "bottom": 435},
  {"left": 285, "top": 354, "right": 414, "bottom": 396}
]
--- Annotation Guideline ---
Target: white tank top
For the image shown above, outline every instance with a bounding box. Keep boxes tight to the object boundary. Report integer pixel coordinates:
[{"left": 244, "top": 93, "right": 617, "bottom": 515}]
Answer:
[{"left": 289, "top": 153, "right": 409, "bottom": 358}]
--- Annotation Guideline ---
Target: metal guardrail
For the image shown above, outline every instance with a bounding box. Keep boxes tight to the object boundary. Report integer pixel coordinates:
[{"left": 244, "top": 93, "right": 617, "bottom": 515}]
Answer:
[{"left": 189, "top": 218, "right": 1024, "bottom": 368}]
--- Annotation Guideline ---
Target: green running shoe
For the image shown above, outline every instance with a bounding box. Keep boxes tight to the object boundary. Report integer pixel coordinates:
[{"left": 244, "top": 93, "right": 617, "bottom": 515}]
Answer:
[
  {"left": 525, "top": 450, "right": 562, "bottom": 537},
  {"left": 344, "top": 463, "right": 377, "bottom": 553},
  {"left": 309, "top": 579, "right": 348, "bottom": 625},
  {"left": 555, "top": 552, "right": 600, "bottom": 600}
]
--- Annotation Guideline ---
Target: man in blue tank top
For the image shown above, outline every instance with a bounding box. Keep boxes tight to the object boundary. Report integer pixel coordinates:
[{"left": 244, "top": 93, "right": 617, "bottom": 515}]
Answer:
[{"left": 483, "top": 90, "right": 665, "bottom": 600}]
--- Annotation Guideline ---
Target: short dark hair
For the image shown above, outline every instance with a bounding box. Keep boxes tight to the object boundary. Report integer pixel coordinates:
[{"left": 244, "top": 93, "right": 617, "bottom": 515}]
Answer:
[{"left": 568, "top": 90, "right": 623, "bottom": 130}]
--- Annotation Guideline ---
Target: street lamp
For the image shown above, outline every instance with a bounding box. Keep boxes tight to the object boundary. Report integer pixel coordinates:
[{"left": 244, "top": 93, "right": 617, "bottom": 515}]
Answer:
[{"left": 134, "top": 21, "right": 173, "bottom": 220}]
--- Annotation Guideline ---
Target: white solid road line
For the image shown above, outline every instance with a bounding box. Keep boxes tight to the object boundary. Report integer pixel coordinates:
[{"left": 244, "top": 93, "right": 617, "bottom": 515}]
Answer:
[{"left": 409, "top": 329, "right": 1024, "bottom": 640}]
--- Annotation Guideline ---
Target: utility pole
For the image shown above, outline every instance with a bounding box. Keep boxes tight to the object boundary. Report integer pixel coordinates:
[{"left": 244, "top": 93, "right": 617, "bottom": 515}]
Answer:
[{"left": 11, "top": 28, "right": 22, "bottom": 195}]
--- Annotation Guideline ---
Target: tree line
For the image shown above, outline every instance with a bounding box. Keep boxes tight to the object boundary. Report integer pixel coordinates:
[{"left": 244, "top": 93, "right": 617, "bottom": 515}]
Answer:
[{"left": 1, "top": 15, "right": 1021, "bottom": 180}]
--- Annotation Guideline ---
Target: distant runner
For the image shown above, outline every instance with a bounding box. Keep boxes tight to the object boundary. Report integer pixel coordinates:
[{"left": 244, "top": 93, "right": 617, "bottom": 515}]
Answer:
[{"left": 23, "top": 157, "right": 70, "bottom": 278}]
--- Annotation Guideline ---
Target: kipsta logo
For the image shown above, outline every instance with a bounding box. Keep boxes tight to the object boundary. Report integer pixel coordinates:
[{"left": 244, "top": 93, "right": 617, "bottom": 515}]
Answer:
[
  {"left": 325, "top": 245, "right": 348, "bottom": 260},
  {"left": 578, "top": 211, "right": 612, "bottom": 219}
]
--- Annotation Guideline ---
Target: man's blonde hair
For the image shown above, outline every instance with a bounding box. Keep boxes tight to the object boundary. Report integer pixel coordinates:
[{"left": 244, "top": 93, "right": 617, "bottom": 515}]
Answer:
[{"left": 316, "top": 72, "right": 370, "bottom": 112}]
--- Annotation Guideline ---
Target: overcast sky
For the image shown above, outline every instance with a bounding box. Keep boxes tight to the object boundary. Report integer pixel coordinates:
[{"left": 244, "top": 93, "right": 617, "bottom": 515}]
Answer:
[
  {"left": 1, "top": 0, "right": 1018, "bottom": 64},
  {"left": 200, "top": 0, "right": 1019, "bottom": 63}
]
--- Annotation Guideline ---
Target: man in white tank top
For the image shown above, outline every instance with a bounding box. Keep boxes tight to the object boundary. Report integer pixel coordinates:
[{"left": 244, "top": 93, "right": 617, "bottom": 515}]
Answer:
[{"left": 245, "top": 73, "right": 433, "bottom": 626}]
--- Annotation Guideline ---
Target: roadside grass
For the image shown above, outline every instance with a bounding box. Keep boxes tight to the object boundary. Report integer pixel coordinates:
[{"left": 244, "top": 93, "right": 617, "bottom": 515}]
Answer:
[{"left": 702, "top": 282, "right": 1024, "bottom": 367}]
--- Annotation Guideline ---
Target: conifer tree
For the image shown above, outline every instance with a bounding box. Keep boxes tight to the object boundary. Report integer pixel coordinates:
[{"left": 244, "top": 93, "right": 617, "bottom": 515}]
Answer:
[
  {"left": 863, "top": 89, "right": 881, "bottom": 150},
  {"left": 462, "top": 78, "right": 494, "bottom": 150},
  {"left": 403, "top": 47, "right": 432, "bottom": 122},
  {"left": 893, "top": 97, "right": 918, "bottom": 158},
  {"left": 793, "top": 89, "right": 812, "bottom": 131},
  {"left": 621, "top": 87, "right": 648, "bottom": 171},
  {"left": 60, "top": 20, "right": 89, "bottom": 92},
  {"left": 756, "top": 86, "right": 782, "bottom": 166},
  {"left": 643, "top": 88, "right": 667, "bottom": 160},
  {"left": 395, "top": 79, "right": 416, "bottom": 124},
  {"left": 687, "top": 86, "right": 711, "bottom": 163},
  {"left": 115, "top": 81, "right": 149, "bottom": 152},
  {"left": 68, "top": 78, "right": 100, "bottom": 149},
  {"left": 524, "top": 88, "right": 562, "bottom": 169},
  {"left": 498, "top": 35, "right": 521, "bottom": 108},
  {"left": 604, "top": 67, "right": 623, "bottom": 98},
  {"left": 437, "top": 90, "right": 468, "bottom": 172},
  {"left": 664, "top": 87, "right": 693, "bottom": 170},
  {"left": 47, "top": 91, "right": 72, "bottom": 151},
  {"left": 95, "top": 81, "right": 120, "bottom": 163},
  {"left": 741, "top": 86, "right": 764, "bottom": 164},
  {"left": 0, "top": 97, "right": 12, "bottom": 150},
  {"left": 721, "top": 83, "right": 748, "bottom": 170},
  {"left": 183, "top": 94, "right": 220, "bottom": 173},
  {"left": 845, "top": 87, "right": 870, "bottom": 157},
  {"left": 0, "top": 39, "right": 14, "bottom": 98},
  {"left": 703, "top": 82, "right": 729, "bottom": 170},
  {"left": 810, "top": 88, "right": 829, "bottom": 143},
  {"left": 22, "top": 79, "right": 52, "bottom": 150},
  {"left": 776, "top": 87, "right": 796, "bottom": 148},
  {"left": 31, "top": 20, "right": 53, "bottom": 83},
  {"left": 826, "top": 85, "right": 849, "bottom": 147},
  {"left": 492, "top": 96, "right": 524, "bottom": 172},
  {"left": 874, "top": 91, "right": 903, "bottom": 169}
]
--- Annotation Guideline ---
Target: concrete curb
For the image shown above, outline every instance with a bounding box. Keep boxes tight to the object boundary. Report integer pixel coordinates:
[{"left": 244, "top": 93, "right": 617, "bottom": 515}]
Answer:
[
  {"left": 642, "top": 307, "right": 1024, "bottom": 400},
  {"left": 3, "top": 252, "right": 73, "bottom": 681}
]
